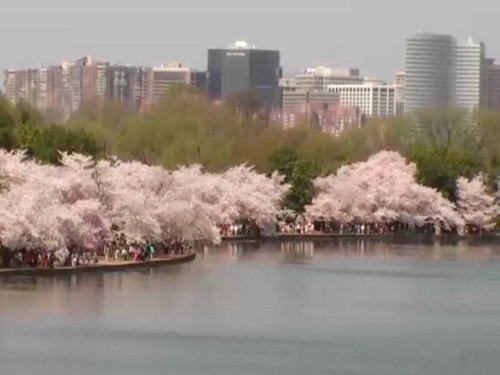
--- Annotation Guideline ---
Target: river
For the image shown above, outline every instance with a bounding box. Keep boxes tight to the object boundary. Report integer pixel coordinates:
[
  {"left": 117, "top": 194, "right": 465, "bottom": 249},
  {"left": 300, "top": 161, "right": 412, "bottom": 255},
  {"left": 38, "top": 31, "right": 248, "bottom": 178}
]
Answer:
[{"left": 1, "top": 238, "right": 500, "bottom": 375}]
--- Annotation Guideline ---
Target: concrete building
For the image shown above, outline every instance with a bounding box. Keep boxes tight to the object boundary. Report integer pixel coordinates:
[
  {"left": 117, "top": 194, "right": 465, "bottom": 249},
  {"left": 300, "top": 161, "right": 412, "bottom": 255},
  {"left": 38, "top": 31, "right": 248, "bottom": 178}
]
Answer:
[
  {"left": 282, "top": 89, "right": 340, "bottom": 112},
  {"left": 294, "top": 66, "right": 363, "bottom": 91},
  {"left": 327, "top": 83, "right": 396, "bottom": 117},
  {"left": 107, "top": 66, "right": 146, "bottom": 108},
  {"left": 207, "top": 41, "right": 281, "bottom": 109},
  {"left": 280, "top": 77, "right": 340, "bottom": 111},
  {"left": 486, "top": 58, "right": 500, "bottom": 110},
  {"left": 190, "top": 70, "right": 208, "bottom": 92},
  {"left": 280, "top": 66, "right": 364, "bottom": 111},
  {"left": 455, "top": 39, "right": 486, "bottom": 113},
  {"left": 395, "top": 72, "right": 405, "bottom": 116},
  {"left": 404, "top": 33, "right": 455, "bottom": 113},
  {"left": 3, "top": 68, "right": 48, "bottom": 111},
  {"left": 270, "top": 103, "right": 361, "bottom": 136},
  {"left": 77, "top": 56, "right": 109, "bottom": 103},
  {"left": 143, "top": 63, "right": 191, "bottom": 106},
  {"left": 3, "top": 70, "right": 17, "bottom": 103},
  {"left": 3, "top": 56, "right": 111, "bottom": 120},
  {"left": 46, "top": 65, "right": 70, "bottom": 119},
  {"left": 404, "top": 32, "right": 486, "bottom": 114}
]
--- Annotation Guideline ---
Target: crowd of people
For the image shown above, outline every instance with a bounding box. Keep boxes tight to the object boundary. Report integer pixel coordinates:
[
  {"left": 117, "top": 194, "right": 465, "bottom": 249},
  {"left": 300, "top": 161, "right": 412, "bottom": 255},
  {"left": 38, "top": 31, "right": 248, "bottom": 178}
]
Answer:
[
  {"left": 218, "top": 218, "right": 407, "bottom": 238},
  {"left": 103, "top": 236, "right": 156, "bottom": 263},
  {"left": 1, "top": 235, "right": 191, "bottom": 269},
  {"left": 217, "top": 216, "right": 464, "bottom": 238},
  {"left": 277, "top": 219, "right": 455, "bottom": 235},
  {"left": 3, "top": 218, "right": 484, "bottom": 270},
  {"left": 8, "top": 248, "right": 100, "bottom": 269},
  {"left": 219, "top": 222, "right": 261, "bottom": 237}
]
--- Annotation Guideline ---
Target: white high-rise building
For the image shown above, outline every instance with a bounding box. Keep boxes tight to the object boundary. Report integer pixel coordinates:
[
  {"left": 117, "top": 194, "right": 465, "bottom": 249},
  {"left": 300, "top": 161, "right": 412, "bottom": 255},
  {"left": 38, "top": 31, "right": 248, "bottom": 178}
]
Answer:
[
  {"left": 395, "top": 72, "right": 405, "bottom": 116},
  {"left": 143, "top": 63, "right": 191, "bottom": 105},
  {"left": 294, "top": 66, "right": 363, "bottom": 91},
  {"left": 455, "top": 38, "right": 486, "bottom": 113},
  {"left": 280, "top": 77, "right": 340, "bottom": 111},
  {"left": 404, "top": 32, "right": 486, "bottom": 114},
  {"left": 327, "top": 83, "right": 396, "bottom": 117}
]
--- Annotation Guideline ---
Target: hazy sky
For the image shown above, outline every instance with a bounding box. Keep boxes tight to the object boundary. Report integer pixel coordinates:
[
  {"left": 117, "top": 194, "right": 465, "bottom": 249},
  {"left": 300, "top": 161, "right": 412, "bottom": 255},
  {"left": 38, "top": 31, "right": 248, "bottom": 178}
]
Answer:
[{"left": 2, "top": 0, "right": 498, "bottom": 81}]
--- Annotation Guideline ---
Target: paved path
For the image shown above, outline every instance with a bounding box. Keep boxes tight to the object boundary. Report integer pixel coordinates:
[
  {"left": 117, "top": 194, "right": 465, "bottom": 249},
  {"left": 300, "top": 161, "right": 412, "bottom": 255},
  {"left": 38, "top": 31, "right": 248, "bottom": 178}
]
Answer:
[{"left": 0, "top": 253, "right": 196, "bottom": 277}]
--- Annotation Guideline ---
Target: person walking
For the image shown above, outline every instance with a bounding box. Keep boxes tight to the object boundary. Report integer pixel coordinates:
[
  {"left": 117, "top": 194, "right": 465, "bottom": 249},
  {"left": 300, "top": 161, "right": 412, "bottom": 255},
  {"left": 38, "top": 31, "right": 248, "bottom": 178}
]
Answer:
[
  {"left": 104, "top": 245, "right": 110, "bottom": 262},
  {"left": 149, "top": 243, "right": 155, "bottom": 261}
]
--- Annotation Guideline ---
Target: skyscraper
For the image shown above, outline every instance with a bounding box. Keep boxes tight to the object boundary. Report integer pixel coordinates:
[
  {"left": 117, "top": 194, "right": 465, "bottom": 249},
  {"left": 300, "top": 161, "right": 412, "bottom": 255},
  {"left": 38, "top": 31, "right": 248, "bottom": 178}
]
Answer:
[
  {"left": 404, "top": 32, "right": 486, "bottom": 115},
  {"left": 394, "top": 72, "right": 405, "bottom": 116},
  {"left": 404, "top": 33, "right": 456, "bottom": 113},
  {"left": 142, "top": 63, "right": 191, "bottom": 107},
  {"left": 294, "top": 66, "right": 363, "bottom": 91},
  {"left": 455, "top": 39, "right": 486, "bottom": 112},
  {"left": 486, "top": 59, "right": 500, "bottom": 110},
  {"left": 327, "top": 83, "right": 396, "bottom": 117},
  {"left": 207, "top": 41, "right": 281, "bottom": 109},
  {"left": 107, "top": 65, "right": 146, "bottom": 108}
]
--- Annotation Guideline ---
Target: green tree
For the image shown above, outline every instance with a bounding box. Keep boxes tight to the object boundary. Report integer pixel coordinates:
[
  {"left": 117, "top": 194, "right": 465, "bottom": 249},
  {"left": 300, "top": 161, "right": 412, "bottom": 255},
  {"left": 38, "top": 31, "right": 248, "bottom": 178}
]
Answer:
[
  {"left": 284, "top": 160, "right": 314, "bottom": 213},
  {"left": 406, "top": 109, "right": 482, "bottom": 199},
  {"left": 269, "top": 147, "right": 298, "bottom": 182},
  {"left": 0, "top": 96, "right": 18, "bottom": 150}
]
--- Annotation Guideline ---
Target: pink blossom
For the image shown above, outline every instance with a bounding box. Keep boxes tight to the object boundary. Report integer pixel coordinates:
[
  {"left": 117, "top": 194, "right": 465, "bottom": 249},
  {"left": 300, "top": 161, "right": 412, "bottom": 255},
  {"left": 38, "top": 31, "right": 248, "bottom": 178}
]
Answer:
[
  {"left": 306, "top": 151, "right": 464, "bottom": 230},
  {"left": 456, "top": 175, "right": 497, "bottom": 230}
]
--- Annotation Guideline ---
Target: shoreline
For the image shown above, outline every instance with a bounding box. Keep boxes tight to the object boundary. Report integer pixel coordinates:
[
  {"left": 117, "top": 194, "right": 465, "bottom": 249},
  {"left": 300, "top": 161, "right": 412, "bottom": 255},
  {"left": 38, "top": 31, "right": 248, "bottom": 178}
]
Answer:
[
  {"left": 0, "top": 253, "right": 196, "bottom": 277},
  {"left": 221, "top": 232, "right": 500, "bottom": 242}
]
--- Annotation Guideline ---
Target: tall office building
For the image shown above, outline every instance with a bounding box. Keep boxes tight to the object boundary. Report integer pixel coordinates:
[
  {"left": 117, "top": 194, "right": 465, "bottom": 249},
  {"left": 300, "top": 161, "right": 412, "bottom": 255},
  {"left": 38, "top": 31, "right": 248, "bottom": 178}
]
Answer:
[
  {"left": 78, "top": 56, "right": 109, "bottom": 103},
  {"left": 404, "top": 32, "right": 486, "bottom": 114},
  {"left": 327, "top": 83, "right": 396, "bottom": 117},
  {"left": 404, "top": 33, "right": 456, "bottom": 113},
  {"left": 46, "top": 65, "right": 70, "bottom": 119},
  {"left": 395, "top": 72, "right": 405, "bottom": 116},
  {"left": 455, "top": 39, "right": 486, "bottom": 112},
  {"left": 207, "top": 41, "right": 281, "bottom": 109},
  {"left": 142, "top": 63, "right": 191, "bottom": 107},
  {"left": 190, "top": 70, "right": 207, "bottom": 92},
  {"left": 4, "top": 58, "right": 205, "bottom": 118},
  {"left": 294, "top": 66, "right": 363, "bottom": 91},
  {"left": 107, "top": 66, "right": 146, "bottom": 108},
  {"left": 4, "top": 57, "right": 111, "bottom": 120},
  {"left": 4, "top": 68, "right": 41, "bottom": 108},
  {"left": 486, "top": 58, "right": 500, "bottom": 110},
  {"left": 280, "top": 76, "right": 340, "bottom": 111},
  {"left": 280, "top": 66, "right": 368, "bottom": 115}
]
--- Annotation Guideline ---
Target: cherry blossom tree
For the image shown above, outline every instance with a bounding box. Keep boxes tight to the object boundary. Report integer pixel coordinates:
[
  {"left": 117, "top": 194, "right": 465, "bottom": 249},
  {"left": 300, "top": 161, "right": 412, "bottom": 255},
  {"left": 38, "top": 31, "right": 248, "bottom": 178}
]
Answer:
[
  {"left": 306, "top": 151, "right": 464, "bottom": 231},
  {"left": 0, "top": 150, "right": 289, "bottom": 262},
  {"left": 169, "top": 164, "right": 288, "bottom": 235},
  {"left": 0, "top": 152, "right": 112, "bottom": 262},
  {"left": 456, "top": 175, "right": 497, "bottom": 231}
]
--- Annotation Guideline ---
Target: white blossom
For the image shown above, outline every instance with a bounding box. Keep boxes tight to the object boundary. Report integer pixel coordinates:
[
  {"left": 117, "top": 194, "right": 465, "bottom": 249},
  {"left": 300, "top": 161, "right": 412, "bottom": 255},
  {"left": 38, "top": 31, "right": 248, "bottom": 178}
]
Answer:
[
  {"left": 0, "top": 151, "right": 288, "bottom": 259},
  {"left": 306, "top": 151, "right": 464, "bottom": 230},
  {"left": 457, "top": 175, "right": 497, "bottom": 230}
]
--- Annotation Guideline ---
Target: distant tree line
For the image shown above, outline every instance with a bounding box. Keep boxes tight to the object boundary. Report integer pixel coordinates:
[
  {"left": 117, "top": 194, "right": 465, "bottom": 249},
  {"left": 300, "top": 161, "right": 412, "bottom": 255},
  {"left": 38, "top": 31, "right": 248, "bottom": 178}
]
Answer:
[{"left": 3, "top": 85, "right": 500, "bottom": 213}]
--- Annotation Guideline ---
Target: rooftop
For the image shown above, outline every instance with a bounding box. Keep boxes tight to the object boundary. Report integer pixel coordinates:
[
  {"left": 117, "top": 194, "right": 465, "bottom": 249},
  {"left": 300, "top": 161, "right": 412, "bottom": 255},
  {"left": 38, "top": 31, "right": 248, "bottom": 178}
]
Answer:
[{"left": 227, "top": 40, "right": 256, "bottom": 50}]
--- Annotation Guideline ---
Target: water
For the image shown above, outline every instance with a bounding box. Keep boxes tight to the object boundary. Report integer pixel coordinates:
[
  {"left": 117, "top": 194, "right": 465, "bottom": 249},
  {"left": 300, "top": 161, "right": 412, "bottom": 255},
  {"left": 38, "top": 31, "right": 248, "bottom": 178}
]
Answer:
[{"left": 1, "top": 238, "right": 500, "bottom": 375}]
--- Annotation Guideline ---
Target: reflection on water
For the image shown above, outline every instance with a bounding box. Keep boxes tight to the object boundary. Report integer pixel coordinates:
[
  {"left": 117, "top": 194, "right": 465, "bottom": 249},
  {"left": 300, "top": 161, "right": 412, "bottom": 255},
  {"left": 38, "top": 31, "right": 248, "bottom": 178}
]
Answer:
[
  {"left": 209, "top": 236, "right": 500, "bottom": 262},
  {"left": 1, "top": 238, "right": 500, "bottom": 375}
]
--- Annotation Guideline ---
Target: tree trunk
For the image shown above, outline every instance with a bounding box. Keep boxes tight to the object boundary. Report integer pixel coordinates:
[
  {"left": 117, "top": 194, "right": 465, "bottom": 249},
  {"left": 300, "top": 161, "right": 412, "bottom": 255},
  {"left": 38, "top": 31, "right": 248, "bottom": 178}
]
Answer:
[{"left": 0, "top": 247, "right": 11, "bottom": 268}]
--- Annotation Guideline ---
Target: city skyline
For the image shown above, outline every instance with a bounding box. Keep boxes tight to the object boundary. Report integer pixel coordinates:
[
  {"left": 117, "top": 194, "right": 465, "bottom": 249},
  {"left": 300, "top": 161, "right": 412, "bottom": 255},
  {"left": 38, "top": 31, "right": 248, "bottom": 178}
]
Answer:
[
  {"left": 4, "top": 30, "right": 497, "bottom": 125},
  {"left": 1, "top": 0, "right": 499, "bottom": 82}
]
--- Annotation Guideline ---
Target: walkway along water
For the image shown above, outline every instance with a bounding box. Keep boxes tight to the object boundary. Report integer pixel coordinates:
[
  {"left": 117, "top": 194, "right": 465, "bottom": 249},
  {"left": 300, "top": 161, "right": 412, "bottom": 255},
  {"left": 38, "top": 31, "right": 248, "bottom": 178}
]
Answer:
[{"left": 0, "top": 253, "right": 196, "bottom": 277}]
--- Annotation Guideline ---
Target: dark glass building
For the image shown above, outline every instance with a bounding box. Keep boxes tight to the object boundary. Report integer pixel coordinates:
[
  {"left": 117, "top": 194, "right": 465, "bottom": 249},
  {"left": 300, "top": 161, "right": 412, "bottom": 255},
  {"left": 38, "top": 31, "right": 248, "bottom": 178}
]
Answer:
[
  {"left": 207, "top": 41, "right": 281, "bottom": 109},
  {"left": 190, "top": 70, "right": 208, "bottom": 93},
  {"left": 106, "top": 66, "right": 146, "bottom": 109}
]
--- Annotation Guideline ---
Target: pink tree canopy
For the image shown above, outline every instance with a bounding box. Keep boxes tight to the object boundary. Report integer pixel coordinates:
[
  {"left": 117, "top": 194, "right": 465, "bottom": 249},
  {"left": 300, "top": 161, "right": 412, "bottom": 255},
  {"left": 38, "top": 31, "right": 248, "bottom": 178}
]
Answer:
[
  {"left": 0, "top": 151, "right": 288, "bottom": 256},
  {"left": 456, "top": 175, "right": 497, "bottom": 230},
  {"left": 306, "top": 151, "right": 464, "bottom": 230}
]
